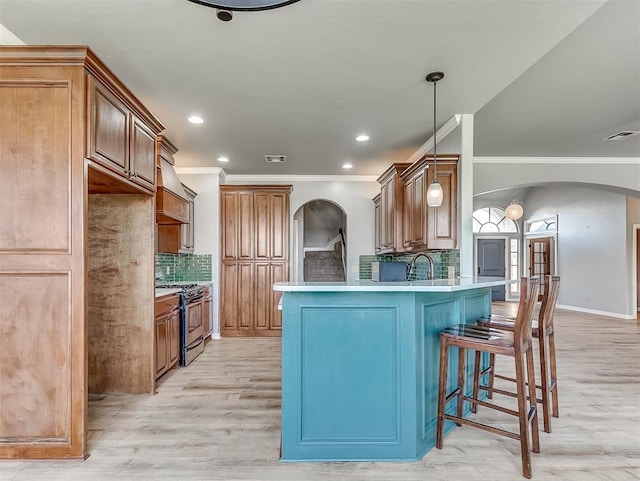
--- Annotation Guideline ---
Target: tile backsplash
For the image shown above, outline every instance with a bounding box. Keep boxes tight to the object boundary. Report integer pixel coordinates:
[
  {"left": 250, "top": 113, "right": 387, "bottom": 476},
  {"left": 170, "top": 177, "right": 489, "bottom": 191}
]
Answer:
[
  {"left": 359, "top": 250, "right": 460, "bottom": 280},
  {"left": 156, "top": 253, "right": 212, "bottom": 283}
]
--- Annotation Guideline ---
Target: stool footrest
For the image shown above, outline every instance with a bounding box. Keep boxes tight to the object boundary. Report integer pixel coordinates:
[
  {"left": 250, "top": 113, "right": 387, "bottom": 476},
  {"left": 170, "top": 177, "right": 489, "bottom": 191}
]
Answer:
[
  {"left": 463, "top": 395, "right": 519, "bottom": 417},
  {"left": 443, "top": 413, "right": 520, "bottom": 441}
]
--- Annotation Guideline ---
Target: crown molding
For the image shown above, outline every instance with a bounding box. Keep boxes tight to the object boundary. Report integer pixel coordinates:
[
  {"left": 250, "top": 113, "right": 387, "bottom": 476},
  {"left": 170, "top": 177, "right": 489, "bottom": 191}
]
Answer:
[
  {"left": 406, "top": 114, "right": 462, "bottom": 164},
  {"left": 474, "top": 156, "right": 640, "bottom": 164},
  {"left": 224, "top": 174, "right": 379, "bottom": 182}
]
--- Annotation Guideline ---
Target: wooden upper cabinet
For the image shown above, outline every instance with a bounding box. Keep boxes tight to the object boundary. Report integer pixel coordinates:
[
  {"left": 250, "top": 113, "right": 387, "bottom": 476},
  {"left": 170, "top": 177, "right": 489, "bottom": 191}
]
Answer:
[
  {"left": 373, "top": 193, "right": 382, "bottom": 253},
  {"left": 377, "top": 163, "right": 411, "bottom": 254},
  {"left": 220, "top": 185, "right": 291, "bottom": 261},
  {"left": 374, "top": 155, "right": 458, "bottom": 254},
  {"left": 179, "top": 185, "right": 197, "bottom": 253},
  {"left": 87, "top": 75, "right": 159, "bottom": 194},
  {"left": 89, "top": 77, "right": 129, "bottom": 173},
  {"left": 426, "top": 159, "right": 457, "bottom": 250},
  {"left": 129, "top": 115, "right": 156, "bottom": 191}
]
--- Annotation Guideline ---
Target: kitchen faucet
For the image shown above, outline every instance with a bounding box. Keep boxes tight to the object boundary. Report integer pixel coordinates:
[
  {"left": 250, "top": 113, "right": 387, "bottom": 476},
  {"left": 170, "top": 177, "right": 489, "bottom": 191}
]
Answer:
[{"left": 407, "top": 253, "right": 435, "bottom": 280}]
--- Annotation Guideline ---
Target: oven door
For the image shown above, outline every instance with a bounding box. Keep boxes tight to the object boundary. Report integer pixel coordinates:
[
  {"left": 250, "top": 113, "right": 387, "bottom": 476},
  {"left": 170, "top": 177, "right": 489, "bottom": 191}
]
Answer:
[
  {"left": 181, "top": 294, "right": 206, "bottom": 366},
  {"left": 185, "top": 297, "right": 205, "bottom": 347}
]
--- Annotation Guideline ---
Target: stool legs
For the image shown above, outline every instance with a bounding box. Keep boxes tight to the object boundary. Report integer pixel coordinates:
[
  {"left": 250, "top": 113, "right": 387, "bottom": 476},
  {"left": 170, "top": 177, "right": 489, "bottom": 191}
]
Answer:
[
  {"left": 538, "top": 333, "right": 552, "bottom": 433},
  {"left": 436, "top": 337, "right": 448, "bottom": 450},
  {"left": 548, "top": 330, "right": 559, "bottom": 418}
]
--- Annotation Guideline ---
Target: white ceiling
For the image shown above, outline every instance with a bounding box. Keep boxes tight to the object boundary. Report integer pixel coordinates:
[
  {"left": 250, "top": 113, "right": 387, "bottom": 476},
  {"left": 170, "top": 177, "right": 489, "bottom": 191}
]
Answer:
[{"left": 1, "top": 0, "right": 638, "bottom": 176}]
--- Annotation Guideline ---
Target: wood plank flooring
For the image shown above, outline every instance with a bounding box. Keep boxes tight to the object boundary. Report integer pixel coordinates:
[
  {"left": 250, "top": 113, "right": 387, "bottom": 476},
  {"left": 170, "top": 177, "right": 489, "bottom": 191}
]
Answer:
[{"left": 2, "top": 305, "right": 639, "bottom": 480}]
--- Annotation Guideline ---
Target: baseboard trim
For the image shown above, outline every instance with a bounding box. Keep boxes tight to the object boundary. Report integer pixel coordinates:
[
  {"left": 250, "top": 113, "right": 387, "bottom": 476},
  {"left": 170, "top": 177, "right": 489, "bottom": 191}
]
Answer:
[{"left": 556, "top": 304, "right": 636, "bottom": 320}]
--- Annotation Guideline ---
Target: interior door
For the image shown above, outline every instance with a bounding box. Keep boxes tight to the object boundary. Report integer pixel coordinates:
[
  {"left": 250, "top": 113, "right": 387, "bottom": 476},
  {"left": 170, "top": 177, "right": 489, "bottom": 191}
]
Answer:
[
  {"left": 477, "top": 238, "right": 506, "bottom": 301},
  {"left": 529, "top": 237, "right": 551, "bottom": 301}
]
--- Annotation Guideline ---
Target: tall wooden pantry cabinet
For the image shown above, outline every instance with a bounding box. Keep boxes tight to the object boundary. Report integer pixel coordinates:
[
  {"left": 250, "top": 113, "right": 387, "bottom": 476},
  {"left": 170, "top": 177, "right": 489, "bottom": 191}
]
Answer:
[
  {"left": 0, "top": 46, "right": 163, "bottom": 460},
  {"left": 220, "top": 185, "right": 292, "bottom": 336}
]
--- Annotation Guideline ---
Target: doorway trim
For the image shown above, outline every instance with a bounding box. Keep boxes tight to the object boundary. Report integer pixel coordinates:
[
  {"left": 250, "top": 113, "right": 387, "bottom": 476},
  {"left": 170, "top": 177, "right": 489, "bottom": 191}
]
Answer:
[
  {"left": 633, "top": 223, "right": 640, "bottom": 317},
  {"left": 474, "top": 234, "right": 519, "bottom": 301}
]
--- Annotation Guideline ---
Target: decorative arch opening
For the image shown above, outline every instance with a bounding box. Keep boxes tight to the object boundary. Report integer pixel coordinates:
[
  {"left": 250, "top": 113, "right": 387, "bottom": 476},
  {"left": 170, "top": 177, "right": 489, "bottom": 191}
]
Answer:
[{"left": 293, "top": 199, "right": 347, "bottom": 282}]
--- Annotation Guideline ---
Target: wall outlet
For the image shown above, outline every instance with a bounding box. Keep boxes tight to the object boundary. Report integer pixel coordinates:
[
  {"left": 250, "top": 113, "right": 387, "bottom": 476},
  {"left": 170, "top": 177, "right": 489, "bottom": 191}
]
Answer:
[
  {"left": 166, "top": 266, "right": 171, "bottom": 274},
  {"left": 351, "top": 265, "right": 359, "bottom": 273},
  {"left": 447, "top": 266, "right": 456, "bottom": 278}
]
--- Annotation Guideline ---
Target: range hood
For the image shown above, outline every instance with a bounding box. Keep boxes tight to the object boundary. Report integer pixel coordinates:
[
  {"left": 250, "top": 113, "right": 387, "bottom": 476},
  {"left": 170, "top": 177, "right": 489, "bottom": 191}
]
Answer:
[{"left": 156, "top": 158, "right": 189, "bottom": 224}]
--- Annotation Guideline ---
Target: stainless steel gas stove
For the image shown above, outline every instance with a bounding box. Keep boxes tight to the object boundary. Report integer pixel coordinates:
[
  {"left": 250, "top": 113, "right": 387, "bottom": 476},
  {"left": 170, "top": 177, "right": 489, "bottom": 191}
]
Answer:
[{"left": 156, "top": 283, "right": 205, "bottom": 366}]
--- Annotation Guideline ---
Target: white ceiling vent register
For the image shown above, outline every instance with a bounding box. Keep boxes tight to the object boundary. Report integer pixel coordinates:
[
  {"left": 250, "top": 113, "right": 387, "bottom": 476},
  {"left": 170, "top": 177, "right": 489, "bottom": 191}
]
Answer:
[
  {"left": 265, "top": 155, "right": 287, "bottom": 163},
  {"left": 604, "top": 131, "right": 640, "bottom": 141}
]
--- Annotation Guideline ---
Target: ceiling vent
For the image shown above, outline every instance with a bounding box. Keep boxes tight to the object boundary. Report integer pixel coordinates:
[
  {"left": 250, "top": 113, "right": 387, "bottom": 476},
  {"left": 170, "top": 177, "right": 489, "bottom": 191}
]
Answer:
[
  {"left": 604, "top": 131, "right": 640, "bottom": 141},
  {"left": 265, "top": 154, "right": 287, "bottom": 163}
]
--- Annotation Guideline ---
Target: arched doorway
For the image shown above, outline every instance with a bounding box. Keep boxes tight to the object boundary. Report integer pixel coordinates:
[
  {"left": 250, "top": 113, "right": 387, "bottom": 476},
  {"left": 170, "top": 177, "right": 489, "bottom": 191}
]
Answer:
[
  {"left": 293, "top": 199, "right": 347, "bottom": 282},
  {"left": 473, "top": 206, "right": 520, "bottom": 301}
]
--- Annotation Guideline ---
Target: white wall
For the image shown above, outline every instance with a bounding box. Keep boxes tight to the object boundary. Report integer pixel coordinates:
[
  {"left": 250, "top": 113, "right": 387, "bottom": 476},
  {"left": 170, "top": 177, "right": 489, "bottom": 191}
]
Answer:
[
  {"left": 524, "top": 184, "right": 633, "bottom": 318},
  {"left": 288, "top": 180, "right": 379, "bottom": 282},
  {"left": 627, "top": 196, "right": 640, "bottom": 312},
  {"left": 177, "top": 171, "right": 222, "bottom": 337}
]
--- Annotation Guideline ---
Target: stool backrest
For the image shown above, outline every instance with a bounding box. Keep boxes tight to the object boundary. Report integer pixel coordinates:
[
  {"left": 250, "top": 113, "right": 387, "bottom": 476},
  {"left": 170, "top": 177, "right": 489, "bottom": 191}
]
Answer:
[
  {"left": 514, "top": 276, "right": 540, "bottom": 351},
  {"left": 539, "top": 275, "right": 560, "bottom": 332}
]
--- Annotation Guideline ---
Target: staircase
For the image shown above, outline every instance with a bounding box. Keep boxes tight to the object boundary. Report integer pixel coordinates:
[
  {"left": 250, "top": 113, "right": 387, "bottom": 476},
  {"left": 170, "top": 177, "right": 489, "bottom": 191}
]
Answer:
[{"left": 303, "top": 242, "right": 346, "bottom": 282}]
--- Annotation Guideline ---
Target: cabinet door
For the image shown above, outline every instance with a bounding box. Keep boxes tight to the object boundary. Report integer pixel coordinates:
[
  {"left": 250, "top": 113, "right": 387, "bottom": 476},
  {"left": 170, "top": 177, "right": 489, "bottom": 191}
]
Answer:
[
  {"left": 129, "top": 116, "right": 156, "bottom": 191},
  {"left": 203, "top": 297, "right": 212, "bottom": 339},
  {"left": 269, "top": 262, "right": 287, "bottom": 330},
  {"left": 270, "top": 192, "right": 288, "bottom": 260},
  {"left": 427, "top": 163, "right": 457, "bottom": 249},
  {"left": 168, "top": 311, "right": 180, "bottom": 368},
  {"left": 89, "top": 78, "right": 129, "bottom": 175},
  {"left": 256, "top": 262, "right": 286, "bottom": 331},
  {"left": 373, "top": 195, "right": 382, "bottom": 253},
  {"left": 220, "top": 261, "right": 238, "bottom": 330},
  {"left": 402, "top": 178, "right": 413, "bottom": 247},
  {"left": 155, "top": 316, "right": 169, "bottom": 378},
  {"left": 237, "top": 262, "right": 254, "bottom": 329},
  {"left": 406, "top": 168, "right": 427, "bottom": 249},
  {"left": 255, "top": 262, "right": 270, "bottom": 329},
  {"left": 238, "top": 192, "right": 254, "bottom": 260},
  {"left": 254, "top": 192, "right": 270, "bottom": 260},
  {"left": 221, "top": 261, "right": 257, "bottom": 333},
  {"left": 180, "top": 196, "right": 195, "bottom": 252},
  {"left": 221, "top": 192, "right": 238, "bottom": 260},
  {"left": 380, "top": 181, "right": 391, "bottom": 248}
]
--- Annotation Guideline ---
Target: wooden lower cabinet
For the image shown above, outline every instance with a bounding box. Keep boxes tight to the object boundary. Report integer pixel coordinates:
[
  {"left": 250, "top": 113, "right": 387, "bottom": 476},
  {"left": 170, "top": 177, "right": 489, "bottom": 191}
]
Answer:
[
  {"left": 154, "top": 294, "right": 180, "bottom": 380},
  {"left": 221, "top": 261, "right": 286, "bottom": 336},
  {"left": 203, "top": 285, "right": 213, "bottom": 341}
]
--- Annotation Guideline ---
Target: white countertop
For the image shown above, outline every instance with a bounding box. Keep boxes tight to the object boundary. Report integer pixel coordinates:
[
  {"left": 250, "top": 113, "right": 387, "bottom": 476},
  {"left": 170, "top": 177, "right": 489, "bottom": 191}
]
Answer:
[
  {"left": 155, "top": 288, "right": 182, "bottom": 297},
  {"left": 273, "top": 277, "right": 515, "bottom": 293},
  {"left": 154, "top": 282, "right": 213, "bottom": 298}
]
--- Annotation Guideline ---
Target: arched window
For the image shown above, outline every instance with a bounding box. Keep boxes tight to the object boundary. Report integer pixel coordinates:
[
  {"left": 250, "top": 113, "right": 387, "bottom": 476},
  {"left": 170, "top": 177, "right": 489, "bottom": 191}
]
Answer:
[{"left": 473, "top": 207, "right": 518, "bottom": 233}]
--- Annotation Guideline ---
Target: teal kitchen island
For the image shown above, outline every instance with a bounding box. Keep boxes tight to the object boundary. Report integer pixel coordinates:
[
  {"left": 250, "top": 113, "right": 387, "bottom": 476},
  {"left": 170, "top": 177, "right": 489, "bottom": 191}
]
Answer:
[{"left": 273, "top": 277, "right": 513, "bottom": 462}]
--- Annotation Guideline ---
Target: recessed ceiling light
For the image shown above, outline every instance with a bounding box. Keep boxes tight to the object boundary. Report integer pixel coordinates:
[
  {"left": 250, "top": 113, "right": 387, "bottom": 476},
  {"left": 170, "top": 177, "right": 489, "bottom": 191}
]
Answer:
[
  {"left": 342, "top": 163, "right": 353, "bottom": 169},
  {"left": 217, "top": 156, "right": 229, "bottom": 162},
  {"left": 188, "top": 115, "right": 204, "bottom": 124},
  {"left": 355, "top": 134, "right": 370, "bottom": 142}
]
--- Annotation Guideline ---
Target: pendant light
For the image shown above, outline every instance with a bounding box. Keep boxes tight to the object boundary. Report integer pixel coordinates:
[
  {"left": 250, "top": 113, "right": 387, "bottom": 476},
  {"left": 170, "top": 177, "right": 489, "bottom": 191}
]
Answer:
[
  {"left": 505, "top": 189, "right": 524, "bottom": 220},
  {"left": 426, "top": 71, "right": 444, "bottom": 207}
]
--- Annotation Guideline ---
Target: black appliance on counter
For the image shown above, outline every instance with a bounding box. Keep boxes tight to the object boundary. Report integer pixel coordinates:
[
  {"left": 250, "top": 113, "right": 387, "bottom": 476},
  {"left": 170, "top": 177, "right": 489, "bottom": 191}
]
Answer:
[{"left": 156, "top": 283, "right": 205, "bottom": 366}]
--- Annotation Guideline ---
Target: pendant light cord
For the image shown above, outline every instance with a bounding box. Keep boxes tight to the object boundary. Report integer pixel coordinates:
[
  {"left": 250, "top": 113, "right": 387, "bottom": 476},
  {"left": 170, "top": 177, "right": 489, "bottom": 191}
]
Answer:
[{"left": 433, "top": 76, "right": 437, "bottom": 179}]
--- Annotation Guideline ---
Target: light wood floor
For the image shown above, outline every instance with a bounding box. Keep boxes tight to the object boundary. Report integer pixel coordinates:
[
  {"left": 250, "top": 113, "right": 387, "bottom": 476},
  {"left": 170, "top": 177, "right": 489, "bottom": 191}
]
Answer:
[{"left": 2, "top": 306, "right": 639, "bottom": 480}]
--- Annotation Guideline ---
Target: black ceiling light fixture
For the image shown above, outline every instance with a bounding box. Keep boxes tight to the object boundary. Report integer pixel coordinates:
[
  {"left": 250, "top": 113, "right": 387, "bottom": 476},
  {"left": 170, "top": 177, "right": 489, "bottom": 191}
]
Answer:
[{"left": 186, "top": 0, "right": 302, "bottom": 21}]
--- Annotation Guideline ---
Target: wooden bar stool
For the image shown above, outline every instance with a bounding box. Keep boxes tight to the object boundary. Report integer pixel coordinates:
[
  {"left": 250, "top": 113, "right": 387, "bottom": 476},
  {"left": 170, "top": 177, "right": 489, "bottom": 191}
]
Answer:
[
  {"left": 436, "top": 277, "right": 540, "bottom": 479},
  {"left": 477, "top": 275, "right": 560, "bottom": 433}
]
